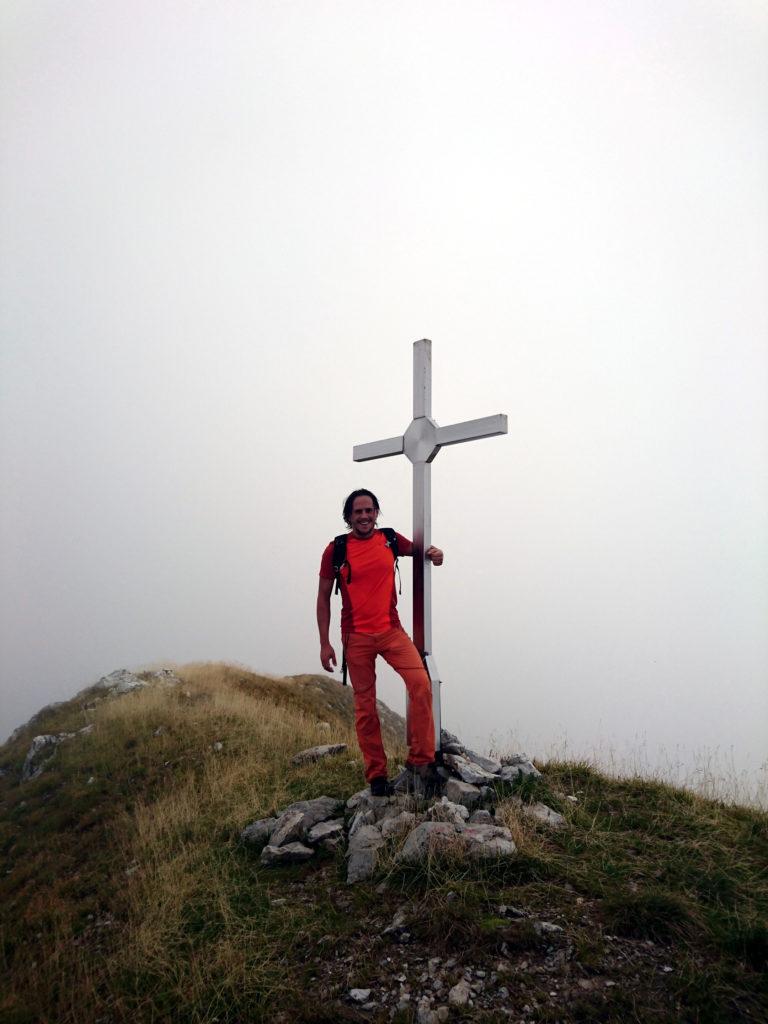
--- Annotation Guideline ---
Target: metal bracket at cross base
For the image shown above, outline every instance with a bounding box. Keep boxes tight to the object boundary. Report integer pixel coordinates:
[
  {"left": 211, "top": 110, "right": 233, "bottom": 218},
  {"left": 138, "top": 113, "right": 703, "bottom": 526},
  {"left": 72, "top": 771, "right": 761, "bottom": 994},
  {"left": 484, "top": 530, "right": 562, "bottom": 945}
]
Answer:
[{"left": 353, "top": 339, "right": 508, "bottom": 753}]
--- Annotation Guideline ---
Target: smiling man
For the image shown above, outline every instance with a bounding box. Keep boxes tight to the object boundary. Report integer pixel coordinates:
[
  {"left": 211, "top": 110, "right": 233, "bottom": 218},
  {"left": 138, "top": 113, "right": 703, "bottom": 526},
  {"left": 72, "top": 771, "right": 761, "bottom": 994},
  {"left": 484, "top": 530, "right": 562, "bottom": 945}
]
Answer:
[{"left": 317, "top": 488, "right": 444, "bottom": 796}]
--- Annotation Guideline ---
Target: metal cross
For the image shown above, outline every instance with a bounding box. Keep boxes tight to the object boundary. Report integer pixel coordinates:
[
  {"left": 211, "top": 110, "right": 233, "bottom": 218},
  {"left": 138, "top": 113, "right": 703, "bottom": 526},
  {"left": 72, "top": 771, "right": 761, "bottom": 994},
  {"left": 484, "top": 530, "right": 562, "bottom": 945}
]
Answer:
[{"left": 353, "top": 339, "right": 508, "bottom": 751}]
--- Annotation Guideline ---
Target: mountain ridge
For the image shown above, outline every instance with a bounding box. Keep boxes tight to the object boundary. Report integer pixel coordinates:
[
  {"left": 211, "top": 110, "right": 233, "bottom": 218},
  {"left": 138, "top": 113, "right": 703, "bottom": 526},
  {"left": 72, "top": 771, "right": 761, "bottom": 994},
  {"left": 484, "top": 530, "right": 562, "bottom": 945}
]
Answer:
[{"left": 1, "top": 662, "right": 766, "bottom": 1023}]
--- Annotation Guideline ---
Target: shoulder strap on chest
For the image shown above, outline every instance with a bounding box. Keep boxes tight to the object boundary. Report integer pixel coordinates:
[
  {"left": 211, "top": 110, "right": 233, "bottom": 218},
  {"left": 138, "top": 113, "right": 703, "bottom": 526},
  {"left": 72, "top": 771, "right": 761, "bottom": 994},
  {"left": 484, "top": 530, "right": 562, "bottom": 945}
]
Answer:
[
  {"left": 379, "top": 527, "right": 402, "bottom": 594},
  {"left": 380, "top": 526, "right": 398, "bottom": 559},
  {"left": 332, "top": 534, "right": 349, "bottom": 594}
]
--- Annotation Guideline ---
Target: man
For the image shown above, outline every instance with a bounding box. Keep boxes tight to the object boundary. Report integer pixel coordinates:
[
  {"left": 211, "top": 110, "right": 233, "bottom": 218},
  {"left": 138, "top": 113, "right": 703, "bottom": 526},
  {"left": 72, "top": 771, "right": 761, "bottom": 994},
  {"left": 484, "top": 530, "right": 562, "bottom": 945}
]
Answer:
[{"left": 317, "top": 489, "right": 444, "bottom": 796}]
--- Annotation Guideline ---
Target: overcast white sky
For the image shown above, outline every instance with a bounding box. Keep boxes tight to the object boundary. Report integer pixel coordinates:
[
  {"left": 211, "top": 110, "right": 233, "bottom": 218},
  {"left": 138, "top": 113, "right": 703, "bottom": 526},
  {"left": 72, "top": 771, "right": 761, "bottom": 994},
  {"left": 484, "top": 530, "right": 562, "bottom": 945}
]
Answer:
[{"left": 1, "top": 1, "right": 766, "bottom": 799}]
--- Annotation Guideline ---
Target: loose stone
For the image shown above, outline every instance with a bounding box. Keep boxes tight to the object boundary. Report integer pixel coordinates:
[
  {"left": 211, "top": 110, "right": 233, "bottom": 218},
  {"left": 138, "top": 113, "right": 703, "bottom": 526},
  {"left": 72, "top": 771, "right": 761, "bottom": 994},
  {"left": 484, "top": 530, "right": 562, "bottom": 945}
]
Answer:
[
  {"left": 259, "top": 842, "right": 314, "bottom": 866},
  {"left": 291, "top": 743, "right": 348, "bottom": 765}
]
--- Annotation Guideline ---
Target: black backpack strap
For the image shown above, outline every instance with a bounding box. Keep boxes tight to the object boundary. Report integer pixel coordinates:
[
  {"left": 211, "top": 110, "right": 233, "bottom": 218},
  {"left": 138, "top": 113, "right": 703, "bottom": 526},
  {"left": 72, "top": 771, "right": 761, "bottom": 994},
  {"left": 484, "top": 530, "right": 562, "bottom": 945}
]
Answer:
[
  {"left": 380, "top": 527, "right": 402, "bottom": 594},
  {"left": 332, "top": 534, "right": 350, "bottom": 594}
]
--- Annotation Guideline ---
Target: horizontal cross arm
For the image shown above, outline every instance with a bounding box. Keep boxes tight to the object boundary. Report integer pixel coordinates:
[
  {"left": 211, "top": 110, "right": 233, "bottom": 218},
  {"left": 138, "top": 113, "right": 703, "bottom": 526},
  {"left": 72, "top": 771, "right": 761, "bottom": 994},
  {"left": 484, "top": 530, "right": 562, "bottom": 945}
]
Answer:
[
  {"left": 435, "top": 413, "right": 508, "bottom": 448},
  {"left": 353, "top": 435, "right": 405, "bottom": 462}
]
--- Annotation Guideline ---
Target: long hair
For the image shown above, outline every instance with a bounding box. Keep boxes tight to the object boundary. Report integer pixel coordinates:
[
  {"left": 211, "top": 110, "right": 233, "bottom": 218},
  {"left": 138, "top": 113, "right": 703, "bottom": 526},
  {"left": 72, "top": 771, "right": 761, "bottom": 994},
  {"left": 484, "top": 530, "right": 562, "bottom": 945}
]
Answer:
[{"left": 342, "top": 489, "right": 381, "bottom": 526}]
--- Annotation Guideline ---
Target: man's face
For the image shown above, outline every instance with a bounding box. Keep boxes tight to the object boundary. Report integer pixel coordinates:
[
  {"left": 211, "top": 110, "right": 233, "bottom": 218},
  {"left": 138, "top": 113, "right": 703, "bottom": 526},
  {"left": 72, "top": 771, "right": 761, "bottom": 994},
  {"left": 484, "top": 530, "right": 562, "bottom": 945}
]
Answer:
[{"left": 348, "top": 495, "right": 379, "bottom": 539}]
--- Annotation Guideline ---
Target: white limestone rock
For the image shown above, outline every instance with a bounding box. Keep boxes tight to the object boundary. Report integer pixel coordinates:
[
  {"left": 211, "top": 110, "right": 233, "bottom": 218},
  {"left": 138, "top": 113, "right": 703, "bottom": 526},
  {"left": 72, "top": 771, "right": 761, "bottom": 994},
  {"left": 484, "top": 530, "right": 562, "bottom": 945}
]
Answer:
[
  {"left": 398, "top": 821, "right": 460, "bottom": 862},
  {"left": 380, "top": 811, "right": 417, "bottom": 838},
  {"left": 448, "top": 979, "right": 471, "bottom": 1007},
  {"left": 291, "top": 743, "right": 348, "bottom": 766},
  {"left": 445, "top": 752, "right": 498, "bottom": 786},
  {"left": 307, "top": 818, "right": 344, "bottom": 849},
  {"left": 464, "top": 749, "right": 502, "bottom": 775},
  {"left": 444, "top": 778, "right": 482, "bottom": 810},
  {"left": 468, "top": 809, "right": 494, "bottom": 825},
  {"left": 346, "top": 823, "right": 385, "bottom": 883},
  {"left": 349, "top": 807, "right": 376, "bottom": 836},
  {"left": 349, "top": 988, "right": 371, "bottom": 1003},
  {"left": 260, "top": 842, "right": 314, "bottom": 866},
  {"left": 240, "top": 816, "right": 277, "bottom": 846},
  {"left": 20, "top": 729, "right": 91, "bottom": 782},
  {"left": 426, "top": 796, "right": 470, "bottom": 825},
  {"left": 279, "top": 795, "right": 344, "bottom": 831},
  {"left": 269, "top": 809, "right": 306, "bottom": 847},
  {"left": 94, "top": 669, "right": 148, "bottom": 695},
  {"left": 522, "top": 801, "right": 566, "bottom": 828},
  {"left": 500, "top": 752, "right": 532, "bottom": 766},
  {"left": 461, "top": 823, "right": 517, "bottom": 859}
]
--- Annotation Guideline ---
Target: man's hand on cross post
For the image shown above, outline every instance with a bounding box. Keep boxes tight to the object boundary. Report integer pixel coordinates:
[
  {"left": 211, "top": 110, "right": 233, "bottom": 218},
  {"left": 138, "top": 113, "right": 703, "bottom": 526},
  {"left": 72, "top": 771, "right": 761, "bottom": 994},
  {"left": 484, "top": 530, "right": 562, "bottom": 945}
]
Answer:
[{"left": 425, "top": 546, "right": 443, "bottom": 566}]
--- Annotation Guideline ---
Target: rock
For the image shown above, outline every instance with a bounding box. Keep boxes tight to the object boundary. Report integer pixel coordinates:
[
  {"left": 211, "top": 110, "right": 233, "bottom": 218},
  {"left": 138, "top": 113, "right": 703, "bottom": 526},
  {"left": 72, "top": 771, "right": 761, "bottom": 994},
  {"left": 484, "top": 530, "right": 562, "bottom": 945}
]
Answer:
[
  {"left": 148, "top": 668, "right": 181, "bottom": 686},
  {"left": 498, "top": 765, "right": 522, "bottom": 783},
  {"left": 464, "top": 749, "right": 502, "bottom": 774},
  {"left": 442, "top": 742, "right": 465, "bottom": 755},
  {"left": 445, "top": 753, "right": 499, "bottom": 785},
  {"left": 444, "top": 778, "right": 482, "bottom": 809},
  {"left": 517, "top": 761, "right": 542, "bottom": 779},
  {"left": 212, "top": 741, "right": 223, "bottom": 751},
  {"left": 398, "top": 821, "right": 460, "bottom": 862},
  {"left": 270, "top": 809, "right": 306, "bottom": 847},
  {"left": 461, "top": 823, "right": 517, "bottom": 859},
  {"left": 346, "top": 823, "right": 385, "bottom": 883},
  {"left": 382, "top": 905, "right": 410, "bottom": 935},
  {"left": 468, "top": 809, "right": 494, "bottom": 825},
  {"left": 240, "top": 816, "right": 277, "bottom": 845},
  {"left": 259, "top": 842, "right": 314, "bottom": 866},
  {"left": 307, "top": 818, "right": 344, "bottom": 849},
  {"left": 448, "top": 979, "right": 471, "bottom": 1007},
  {"left": 518, "top": 800, "right": 566, "bottom": 829},
  {"left": 346, "top": 788, "right": 369, "bottom": 811},
  {"left": 349, "top": 988, "right": 371, "bottom": 1003},
  {"left": 440, "top": 728, "right": 462, "bottom": 748},
  {"left": 94, "top": 669, "right": 148, "bottom": 695},
  {"left": 534, "top": 920, "right": 564, "bottom": 936},
  {"left": 497, "top": 904, "right": 526, "bottom": 919},
  {"left": 436, "top": 1007, "right": 449, "bottom": 1022},
  {"left": 291, "top": 743, "right": 347, "bottom": 766},
  {"left": 279, "top": 795, "right": 344, "bottom": 831},
  {"left": 380, "top": 811, "right": 416, "bottom": 838},
  {"left": 417, "top": 996, "right": 437, "bottom": 1023},
  {"left": 426, "top": 796, "right": 469, "bottom": 825},
  {"left": 349, "top": 807, "right": 376, "bottom": 836},
  {"left": 21, "top": 733, "right": 76, "bottom": 782},
  {"left": 500, "top": 752, "right": 531, "bottom": 766}
]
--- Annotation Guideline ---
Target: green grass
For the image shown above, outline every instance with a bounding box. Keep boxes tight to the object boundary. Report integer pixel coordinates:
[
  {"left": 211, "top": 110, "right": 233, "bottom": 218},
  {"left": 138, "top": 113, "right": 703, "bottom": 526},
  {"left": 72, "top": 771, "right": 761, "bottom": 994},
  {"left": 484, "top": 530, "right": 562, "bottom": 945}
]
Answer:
[{"left": 0, "top": 664, "right": 766, "bottom": 1023}]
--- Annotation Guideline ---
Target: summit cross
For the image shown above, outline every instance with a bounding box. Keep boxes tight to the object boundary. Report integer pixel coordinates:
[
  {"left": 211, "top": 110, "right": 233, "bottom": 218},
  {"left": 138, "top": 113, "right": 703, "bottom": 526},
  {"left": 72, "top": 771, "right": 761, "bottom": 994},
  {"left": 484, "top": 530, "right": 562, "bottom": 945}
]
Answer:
[{"left": 353, "top": 339, "right": 508, "bottom": 752}]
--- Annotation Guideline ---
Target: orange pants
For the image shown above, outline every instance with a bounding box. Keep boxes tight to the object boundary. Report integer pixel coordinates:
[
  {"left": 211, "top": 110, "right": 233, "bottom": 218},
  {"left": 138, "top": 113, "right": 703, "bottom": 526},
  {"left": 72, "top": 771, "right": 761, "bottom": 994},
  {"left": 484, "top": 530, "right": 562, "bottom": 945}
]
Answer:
[{"left": 344, "top": 627, "right": 435, "bottom": 782}]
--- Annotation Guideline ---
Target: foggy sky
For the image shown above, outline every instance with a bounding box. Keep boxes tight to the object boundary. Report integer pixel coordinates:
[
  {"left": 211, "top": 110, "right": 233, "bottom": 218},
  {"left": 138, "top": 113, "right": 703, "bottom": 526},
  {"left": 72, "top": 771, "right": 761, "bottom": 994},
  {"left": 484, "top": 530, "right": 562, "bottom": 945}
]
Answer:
[{"left": 1, "top": 2, "right": 766, "bottom": 800}]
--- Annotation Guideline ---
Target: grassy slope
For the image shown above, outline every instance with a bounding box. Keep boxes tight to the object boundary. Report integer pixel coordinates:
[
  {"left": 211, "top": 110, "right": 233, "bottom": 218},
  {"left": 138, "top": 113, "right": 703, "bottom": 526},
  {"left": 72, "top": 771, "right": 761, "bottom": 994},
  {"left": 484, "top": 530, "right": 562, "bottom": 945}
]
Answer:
[{"left": 0, "top": 664, "right": 765, "bottom": 1024}]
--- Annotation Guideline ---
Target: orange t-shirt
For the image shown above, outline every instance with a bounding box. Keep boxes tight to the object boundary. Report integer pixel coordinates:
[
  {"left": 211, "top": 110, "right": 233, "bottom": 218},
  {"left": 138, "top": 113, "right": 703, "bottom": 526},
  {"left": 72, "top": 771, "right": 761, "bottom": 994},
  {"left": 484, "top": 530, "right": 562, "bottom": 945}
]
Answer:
[{"left": 319, "top": 529, "right": 413, "bottom": 636}]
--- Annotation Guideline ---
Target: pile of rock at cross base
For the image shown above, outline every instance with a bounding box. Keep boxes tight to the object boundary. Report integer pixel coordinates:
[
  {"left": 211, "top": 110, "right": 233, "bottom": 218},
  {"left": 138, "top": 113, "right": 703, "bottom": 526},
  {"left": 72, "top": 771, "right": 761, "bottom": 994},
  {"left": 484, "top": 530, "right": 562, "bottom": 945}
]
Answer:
[{"left": 240, "top": 729, "right": 566, "bottom": 883}]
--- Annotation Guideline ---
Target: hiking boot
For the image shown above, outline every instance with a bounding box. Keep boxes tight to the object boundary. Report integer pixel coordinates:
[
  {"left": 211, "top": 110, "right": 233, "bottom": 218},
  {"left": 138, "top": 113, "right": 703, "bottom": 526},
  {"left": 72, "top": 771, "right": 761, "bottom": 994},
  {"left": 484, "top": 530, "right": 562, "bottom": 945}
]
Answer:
[
  {"left": 408, "top": 762, "right": 441, "bottom": 798},
  {"left": 369, "top": 776, "right": 393, "bottom": 798}
]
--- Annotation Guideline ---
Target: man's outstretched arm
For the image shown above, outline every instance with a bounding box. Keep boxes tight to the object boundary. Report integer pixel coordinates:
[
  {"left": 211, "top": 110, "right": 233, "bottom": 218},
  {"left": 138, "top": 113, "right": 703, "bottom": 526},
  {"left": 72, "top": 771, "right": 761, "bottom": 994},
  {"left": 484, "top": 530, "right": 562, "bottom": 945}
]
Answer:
[
  {"left": 426, "top": 546, "right": 444, "bottom": 566},
  {"left": 316, "top": 577, "right": 337, "bottom": 672}
]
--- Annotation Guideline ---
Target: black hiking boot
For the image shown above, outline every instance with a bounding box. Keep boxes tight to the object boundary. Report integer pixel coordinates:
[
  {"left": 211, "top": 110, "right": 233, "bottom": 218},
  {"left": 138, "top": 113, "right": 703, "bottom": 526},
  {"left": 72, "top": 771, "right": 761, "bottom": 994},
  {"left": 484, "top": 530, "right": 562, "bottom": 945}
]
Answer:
[
  {"left": 408, "top": 762, "right": 441, "bottom": 799},
  {"left": 369, "top": 776, "right": 394, "bottom": 798}
]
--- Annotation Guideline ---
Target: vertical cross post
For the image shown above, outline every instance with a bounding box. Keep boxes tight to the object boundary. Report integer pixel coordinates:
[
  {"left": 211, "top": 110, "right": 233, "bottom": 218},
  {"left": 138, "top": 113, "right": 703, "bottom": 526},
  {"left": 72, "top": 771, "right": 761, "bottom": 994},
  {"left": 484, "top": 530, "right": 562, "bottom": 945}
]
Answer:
[{"left": 353, "top": 339, "right": 507, "bottom": 752}]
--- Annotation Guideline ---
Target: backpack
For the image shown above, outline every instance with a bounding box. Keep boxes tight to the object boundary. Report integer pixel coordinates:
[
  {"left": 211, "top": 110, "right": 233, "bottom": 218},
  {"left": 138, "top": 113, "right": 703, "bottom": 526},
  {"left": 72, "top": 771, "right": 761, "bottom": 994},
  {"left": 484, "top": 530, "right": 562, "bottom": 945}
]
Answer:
[{"left": 331, "top": 527, "right": 401, "bottom": 686}]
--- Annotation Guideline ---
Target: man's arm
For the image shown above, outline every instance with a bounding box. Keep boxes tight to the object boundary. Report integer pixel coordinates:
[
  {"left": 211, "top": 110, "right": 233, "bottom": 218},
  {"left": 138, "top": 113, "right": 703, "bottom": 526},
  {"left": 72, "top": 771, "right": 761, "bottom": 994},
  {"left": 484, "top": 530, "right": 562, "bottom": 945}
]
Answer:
[
  {"left": 426, "top": 546, "right": 443, "bottom": 565},
  {"left": 316, "top": 577, "right": 337, "bottom": 672}
]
